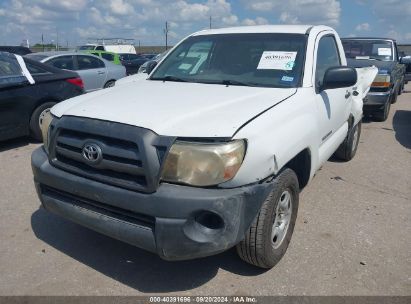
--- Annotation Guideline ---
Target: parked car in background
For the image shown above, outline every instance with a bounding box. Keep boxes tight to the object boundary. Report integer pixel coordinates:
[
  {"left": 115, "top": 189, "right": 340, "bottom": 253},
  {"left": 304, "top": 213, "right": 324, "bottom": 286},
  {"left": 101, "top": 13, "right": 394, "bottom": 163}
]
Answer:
[
  {"left": 118, "top": 53, "right": 143, "bottom": 62},
  {"left": 122, "top": 56, "right": 150, "bottom": 75},
  {"left": 32, "top": 25, "right": 377, "bottom": 268},
  {"left": 0, "top": 46, "right": 32, "bottom": 55},
  {"left": 398, "top": 50, "right": 411, "bottom": 82},
  {"left": 138, "top": 51, "right": 169, "bottom": 73},
  {"left": 342, "top": 38, "right": 406, "bottom": 121},
  {"left": 139, "top": 53, "right": 157, "bottom": 60},
  {"left": 81, "top": 51, "right": 148, "bottom": 74},
  {"left": 81, "top": 50, "right": 122, "bottom": 65},
  {"left": 26, "top": 52, "right": 126, "bottom": 91},
  {"left": 77, "top": 38, "right": 136, "bottom": 54},
  {"left": 0, "top": 52, "right": 83, "bottom": 141}
]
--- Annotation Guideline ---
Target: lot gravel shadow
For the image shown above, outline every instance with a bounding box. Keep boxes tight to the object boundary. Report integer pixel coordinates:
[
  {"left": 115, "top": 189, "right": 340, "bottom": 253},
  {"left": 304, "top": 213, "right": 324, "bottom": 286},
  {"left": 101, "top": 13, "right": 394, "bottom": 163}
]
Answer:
[
  {"left": 392, "top": 110, "right": 411, "bottom": 149},
  {"left": 0, "top": 137, "right": 31, "bottom": 152},
  {"left": 31, "top": 208, "right": 266, "bottom": 293}
]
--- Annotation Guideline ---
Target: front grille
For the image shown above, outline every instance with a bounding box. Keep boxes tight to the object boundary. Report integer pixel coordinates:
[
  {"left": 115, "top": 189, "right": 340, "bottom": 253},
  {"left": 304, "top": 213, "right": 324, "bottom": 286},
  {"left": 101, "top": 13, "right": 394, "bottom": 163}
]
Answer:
[
  {"left": 49, "top": 116, "right": 175, "bottom": 193},
  {"left": 41, "top": 185, "right": 155, "bottom": 229}
]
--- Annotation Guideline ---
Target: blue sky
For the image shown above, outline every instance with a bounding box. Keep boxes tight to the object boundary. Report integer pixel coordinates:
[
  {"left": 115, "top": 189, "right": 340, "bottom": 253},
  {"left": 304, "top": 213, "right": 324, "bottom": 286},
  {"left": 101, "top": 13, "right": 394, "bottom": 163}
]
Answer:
[{"left": 0, "top": 0, "right": 410, "bottom": 47}]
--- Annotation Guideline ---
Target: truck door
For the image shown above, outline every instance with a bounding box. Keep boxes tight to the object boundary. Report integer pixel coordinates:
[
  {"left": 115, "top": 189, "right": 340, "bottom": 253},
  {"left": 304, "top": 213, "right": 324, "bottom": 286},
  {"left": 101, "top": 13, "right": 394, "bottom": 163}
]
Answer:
[{"left": 314, "top": 34, "right": 351, "bottom": 146}]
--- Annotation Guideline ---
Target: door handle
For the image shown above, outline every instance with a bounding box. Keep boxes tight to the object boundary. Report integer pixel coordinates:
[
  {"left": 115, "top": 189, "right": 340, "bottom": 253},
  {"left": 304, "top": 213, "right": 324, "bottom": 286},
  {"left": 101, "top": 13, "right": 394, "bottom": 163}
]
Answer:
[
  {"left": 97, "top": 71, "right": 105, "bottom": 75},
  {"left": 345, "top": 90, "right": 351, "bottom": 99}
]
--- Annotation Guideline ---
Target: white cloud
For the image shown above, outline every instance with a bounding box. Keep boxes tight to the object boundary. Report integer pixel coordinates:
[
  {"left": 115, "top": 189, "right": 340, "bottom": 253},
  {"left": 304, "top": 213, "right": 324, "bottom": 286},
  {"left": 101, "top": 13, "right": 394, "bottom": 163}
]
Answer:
[
  {"left": 241, "top": 17, "right": 268, "bottom": 26},
  {"left": 249, "top": 1, "right": 276, "bottom": 11},
  {"left": 245, "top": 0, "right": 341, "bottom": 26},
  {"left": 365, "top": 0, "right": 411, "bottom": 19},
  {"left": 279, "top": 12, "right": 299, "bottom": 24},
  {"left": 355, "top": 22, "right": 370, "bottom": 31},
  {"left": 75, "top": 26, "right": 108, "bottom": 39},
  {"left": 222, "top": 14, "right": 238, "bottom": 25},
  {"left": 37, "top": 0, "right": 88, "bottom": 12},
  {"left": 3, "top": 0, "right": 411, "bottom": 46},
  {"left": 109, "top": 0, "right": 135, "bottom": 15},
  {"left": 360, "top": 0, "right": 411, "bottom": 42}
]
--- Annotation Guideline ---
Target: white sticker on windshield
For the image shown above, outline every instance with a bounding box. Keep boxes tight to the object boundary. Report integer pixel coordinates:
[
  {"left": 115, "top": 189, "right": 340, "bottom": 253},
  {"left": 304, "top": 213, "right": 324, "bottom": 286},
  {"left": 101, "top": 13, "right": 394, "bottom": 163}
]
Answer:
[
  {"left": 178, "top": 63, "right": 192, "bottom": 70},
  {"left": 378, "top": 48, "right": 392, "bottom": 56},
  {"left": 257, "top": 51, "right": 297, "bottom": 70}
]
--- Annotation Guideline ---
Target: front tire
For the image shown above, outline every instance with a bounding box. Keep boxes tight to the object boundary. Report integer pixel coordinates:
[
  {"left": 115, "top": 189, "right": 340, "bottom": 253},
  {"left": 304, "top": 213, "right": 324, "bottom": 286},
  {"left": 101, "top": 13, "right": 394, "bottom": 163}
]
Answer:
[
  {"left": 398, "top": 83, "right": 403, "bottom": 96},
  {"left": 236, "top": 168, "right": 299, "bottom": 269},
  {"left": 334, "top": 121, "right": 361, "bottom": 161},
  {"left": 30, "top": 102, "right": 56, "bottom": 141},
  {"left": 374, "top": 97, "right": 392, "bottom": 122},
  {"left": 391, "top": 88, "right": 398, "bottom": 104}
]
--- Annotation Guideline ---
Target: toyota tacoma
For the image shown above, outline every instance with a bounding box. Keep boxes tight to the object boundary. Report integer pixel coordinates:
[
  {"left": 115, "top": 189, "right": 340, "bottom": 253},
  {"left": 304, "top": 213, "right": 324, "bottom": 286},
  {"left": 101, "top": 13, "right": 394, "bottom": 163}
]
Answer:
[{"left": 32, "top": 25, "right": 377, "bottom": 268}]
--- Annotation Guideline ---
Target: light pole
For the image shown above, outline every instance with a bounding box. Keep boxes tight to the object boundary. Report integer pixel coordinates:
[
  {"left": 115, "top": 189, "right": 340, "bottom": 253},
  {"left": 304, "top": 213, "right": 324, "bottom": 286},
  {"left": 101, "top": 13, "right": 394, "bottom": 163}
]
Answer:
[{"left": 164, "top": 21, "right": 169, "bottom": 51}]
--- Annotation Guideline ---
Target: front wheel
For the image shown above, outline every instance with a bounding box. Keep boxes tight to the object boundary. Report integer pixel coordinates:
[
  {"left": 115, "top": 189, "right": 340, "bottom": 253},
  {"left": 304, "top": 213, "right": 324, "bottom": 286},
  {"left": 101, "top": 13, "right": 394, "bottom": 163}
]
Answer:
[
  {"left": 236, "top": 168, "right": 299, "bottom": 269},
  {"left": 391, "top": 88, "right": 398, "bottom": 104},
  {"left": 334, "top": 121, "right": 361, "bottom": 161},
  {"left": 374, "top": 98, "right": 392, "bottom": 122},
  {"left": 398, "top": 83, "right": 403, "bottom": 96}
]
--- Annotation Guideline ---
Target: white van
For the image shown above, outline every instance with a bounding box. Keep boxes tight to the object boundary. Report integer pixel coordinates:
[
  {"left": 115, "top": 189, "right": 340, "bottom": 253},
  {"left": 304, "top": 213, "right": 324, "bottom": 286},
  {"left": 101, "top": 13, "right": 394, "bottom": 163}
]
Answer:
[{"left": 78, "top": 38, "right": 136, "bottom": 54}]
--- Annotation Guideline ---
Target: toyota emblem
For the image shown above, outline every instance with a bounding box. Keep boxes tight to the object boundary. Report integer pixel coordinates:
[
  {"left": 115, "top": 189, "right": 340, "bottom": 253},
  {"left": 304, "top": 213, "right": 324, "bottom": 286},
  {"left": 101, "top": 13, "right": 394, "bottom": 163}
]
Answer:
[{"left": 82, "top": 143, "right": 102, "bottom": 163}]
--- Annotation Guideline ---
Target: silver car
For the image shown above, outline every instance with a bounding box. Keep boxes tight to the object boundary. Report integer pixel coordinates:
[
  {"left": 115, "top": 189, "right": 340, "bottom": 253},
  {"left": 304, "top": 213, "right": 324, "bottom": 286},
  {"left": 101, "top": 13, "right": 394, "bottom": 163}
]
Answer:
[{"left": 26, "top": 52, "right": 126, "bottom": 92}]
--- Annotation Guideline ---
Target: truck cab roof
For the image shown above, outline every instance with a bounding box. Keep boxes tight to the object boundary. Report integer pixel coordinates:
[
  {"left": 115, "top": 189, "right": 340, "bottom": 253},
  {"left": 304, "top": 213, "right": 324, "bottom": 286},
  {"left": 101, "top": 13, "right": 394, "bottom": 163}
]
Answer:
[{"left": 192, "top": 25, "right": 333, "bottom": 36}]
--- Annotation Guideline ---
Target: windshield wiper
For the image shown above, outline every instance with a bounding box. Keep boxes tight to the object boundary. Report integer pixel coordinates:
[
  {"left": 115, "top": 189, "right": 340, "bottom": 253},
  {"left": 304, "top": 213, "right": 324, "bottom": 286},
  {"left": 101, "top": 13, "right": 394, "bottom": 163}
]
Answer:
[
  {"left": 223, "top": 80, "right": 279, "bottom": 87},
  {"left": 368, "top": 57, "right": 384, "bottom": 61},
  {"left": 151, "top": 75, "right": 188, "bottom": 82},
  {"left": 222, "top": 79, "right": 251, "bottom": 86},
  {"left": 353, "top": 56, "right": 384, "bottom": 61}
]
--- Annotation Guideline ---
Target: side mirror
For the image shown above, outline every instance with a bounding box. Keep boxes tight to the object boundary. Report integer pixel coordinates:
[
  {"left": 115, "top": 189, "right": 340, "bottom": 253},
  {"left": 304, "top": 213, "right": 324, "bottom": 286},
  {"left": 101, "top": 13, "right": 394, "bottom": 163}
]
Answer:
[
  {"left": 320, "top": 66, "right": 357, "bottom": 91},
  {"left": 400, "top": 56, "right": 411, "bottom": 64},
  {"left": 145, "top": 60, "right": 158, "bottom": 74}
]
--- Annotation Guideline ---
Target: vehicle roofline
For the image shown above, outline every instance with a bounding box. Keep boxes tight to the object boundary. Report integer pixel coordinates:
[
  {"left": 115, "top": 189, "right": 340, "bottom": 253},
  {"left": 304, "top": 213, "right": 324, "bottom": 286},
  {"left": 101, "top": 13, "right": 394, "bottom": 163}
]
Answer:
[{"left": 341, "top": 37, "right": 396, "bottom": 41}]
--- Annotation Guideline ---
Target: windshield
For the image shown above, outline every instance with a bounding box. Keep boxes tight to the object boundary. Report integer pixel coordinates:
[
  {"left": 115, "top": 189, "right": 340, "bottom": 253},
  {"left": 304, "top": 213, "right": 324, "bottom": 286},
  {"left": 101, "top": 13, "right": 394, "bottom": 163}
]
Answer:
[
  {"left": 342, "top": 39, "right": 394, "bottom": 61},
  {"left": 150, "top": 33, "right": 307, "bottom": 88}
]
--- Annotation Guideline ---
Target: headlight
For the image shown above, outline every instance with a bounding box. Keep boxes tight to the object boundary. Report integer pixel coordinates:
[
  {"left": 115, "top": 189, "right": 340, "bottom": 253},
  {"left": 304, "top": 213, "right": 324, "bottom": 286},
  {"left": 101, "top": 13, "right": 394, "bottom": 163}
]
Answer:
[
  {"left": 372, "top": 74, "right": 391, "bottom": 88},
  {"left": 161, "top": 140, "right": 246, "bottom": 186},
  {"left": 39, "top": 110, "right": 53, "bottom": 152}
]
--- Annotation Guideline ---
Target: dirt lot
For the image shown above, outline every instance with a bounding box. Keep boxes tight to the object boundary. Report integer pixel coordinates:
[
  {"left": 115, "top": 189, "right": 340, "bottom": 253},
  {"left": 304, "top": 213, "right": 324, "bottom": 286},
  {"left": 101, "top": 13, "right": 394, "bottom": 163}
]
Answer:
[{"left": 0, "top": 85, "right": 410, "bottom": 296}]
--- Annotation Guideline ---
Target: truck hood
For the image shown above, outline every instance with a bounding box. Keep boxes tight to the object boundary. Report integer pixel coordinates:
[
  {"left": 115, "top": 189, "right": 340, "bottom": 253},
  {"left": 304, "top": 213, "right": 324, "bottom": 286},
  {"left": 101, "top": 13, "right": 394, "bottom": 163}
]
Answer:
[
  {"left": 51, "top": 80, "right": 296, "bottom": 137},
  {"left": 347, "top": 58, "right": 396, "bottom": 73}
]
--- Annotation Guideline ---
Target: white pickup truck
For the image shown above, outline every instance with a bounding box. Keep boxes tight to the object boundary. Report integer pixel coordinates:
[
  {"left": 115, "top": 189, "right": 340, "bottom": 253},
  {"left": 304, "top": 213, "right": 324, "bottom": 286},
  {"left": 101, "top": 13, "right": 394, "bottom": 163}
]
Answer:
[{"left": 32, "top": 25, "right": 377, "bottom": 268}]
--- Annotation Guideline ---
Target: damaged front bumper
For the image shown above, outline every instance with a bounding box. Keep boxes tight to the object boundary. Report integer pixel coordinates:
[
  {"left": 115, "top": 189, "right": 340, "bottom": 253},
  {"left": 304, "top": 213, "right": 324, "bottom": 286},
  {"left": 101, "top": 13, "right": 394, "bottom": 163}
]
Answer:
[{"left": 32, "top": 147, "right": 273, "bottom": 261}]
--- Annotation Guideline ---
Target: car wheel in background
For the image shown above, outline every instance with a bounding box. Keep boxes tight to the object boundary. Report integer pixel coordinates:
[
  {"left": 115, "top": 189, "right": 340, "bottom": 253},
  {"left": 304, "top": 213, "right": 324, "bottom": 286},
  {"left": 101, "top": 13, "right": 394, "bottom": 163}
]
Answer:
[
  {"left": 375, "top": 99, "right": 391, "bottom": 122},
  {"left": 398, "top": 84, "right": 403, "bottom": 95},
  {"left": 335, "top": 121, "right": 362, "bottom": 161},
  {"left": 391, "top": 89, "right": 398, "bottom": 104},
  {"left": 236, "top": 168, "right": 299, "bottom": 269},
  {"left": 104, "top": 80, "right": 116, "bottom": 88},
  {"left": 30, "top": 102, "right": 56, "bottom": 141}
]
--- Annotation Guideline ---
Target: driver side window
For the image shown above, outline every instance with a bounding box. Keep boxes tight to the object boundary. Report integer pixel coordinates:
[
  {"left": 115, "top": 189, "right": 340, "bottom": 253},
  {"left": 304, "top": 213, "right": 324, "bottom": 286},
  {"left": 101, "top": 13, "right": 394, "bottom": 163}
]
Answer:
[{"left": 316, "top": 35, "right": 341, "bottom": 87}]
